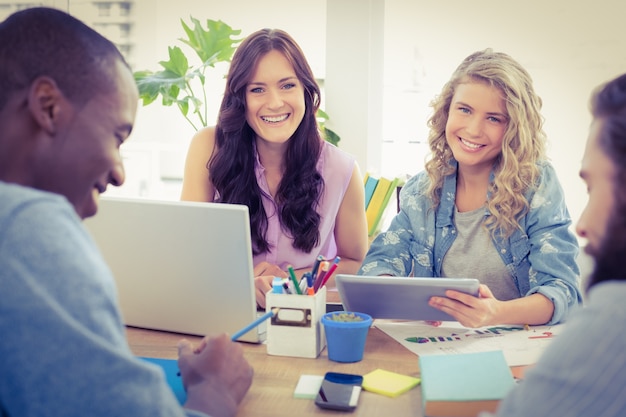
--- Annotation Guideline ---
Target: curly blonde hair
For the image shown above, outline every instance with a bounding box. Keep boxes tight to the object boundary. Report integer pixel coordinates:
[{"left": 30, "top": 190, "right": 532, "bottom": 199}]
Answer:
[{"left": 424, "top": 48, "right": 547, "bottom": 238}]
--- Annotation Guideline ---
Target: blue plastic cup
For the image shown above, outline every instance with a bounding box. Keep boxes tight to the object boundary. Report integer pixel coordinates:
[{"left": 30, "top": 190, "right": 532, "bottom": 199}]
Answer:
[{"left": 322, "top": 312, "right": 373, "bottom": 363}]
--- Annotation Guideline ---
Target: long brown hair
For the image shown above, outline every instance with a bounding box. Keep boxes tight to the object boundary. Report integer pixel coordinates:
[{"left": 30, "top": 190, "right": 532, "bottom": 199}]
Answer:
[{"left": 209, "top": 28, "right": 324, "bottom": 254}]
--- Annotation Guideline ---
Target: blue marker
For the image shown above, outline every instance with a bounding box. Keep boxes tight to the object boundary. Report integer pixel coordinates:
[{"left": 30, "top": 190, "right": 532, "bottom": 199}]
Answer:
[
  {"left": 272, "top": 277, "right": 285, "bottom": 294},
  {"left": 310, "top": 255, "right": 324, "bottom": 282},
  {"left": 304, "top": 272, "right": 313, "bottom": 288}
]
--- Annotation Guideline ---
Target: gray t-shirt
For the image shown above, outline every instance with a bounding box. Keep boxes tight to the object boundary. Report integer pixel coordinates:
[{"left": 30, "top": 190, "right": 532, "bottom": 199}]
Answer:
[{"left": 442, "top": 206, "right": 520, "bottom": 301}]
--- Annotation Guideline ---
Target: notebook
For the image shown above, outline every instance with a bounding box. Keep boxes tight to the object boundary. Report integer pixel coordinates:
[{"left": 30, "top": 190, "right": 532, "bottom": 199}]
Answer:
[
  {"left": 335, "top": 274, "right": 480, "bottom": 322},
  {"left": 83, "top": 196, "right": 264, "bottom": 343}
]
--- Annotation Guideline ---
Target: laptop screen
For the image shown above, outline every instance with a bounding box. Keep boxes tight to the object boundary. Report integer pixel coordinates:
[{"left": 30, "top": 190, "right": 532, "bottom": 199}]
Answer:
[{"left": 84, "top": 196, "right": 262, "bottom": 342}]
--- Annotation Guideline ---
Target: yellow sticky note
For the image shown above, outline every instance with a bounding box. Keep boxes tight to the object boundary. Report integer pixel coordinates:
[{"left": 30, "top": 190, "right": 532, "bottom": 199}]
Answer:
[{"left": 362, "top": 368, "right": 421, "bottom": 398}]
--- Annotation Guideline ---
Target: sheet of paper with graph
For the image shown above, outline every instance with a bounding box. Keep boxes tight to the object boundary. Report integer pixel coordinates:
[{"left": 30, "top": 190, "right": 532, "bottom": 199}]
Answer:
[{"left": 374, "top": 319, "right": 566, "bottom": 366}]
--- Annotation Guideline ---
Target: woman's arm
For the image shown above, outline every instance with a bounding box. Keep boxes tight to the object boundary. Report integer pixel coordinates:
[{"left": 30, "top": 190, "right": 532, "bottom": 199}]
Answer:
[
  {"left": 430, "top": 285, "right": 555, "bottom": 328},
  {"left": 180, "top": 126, "right": 217, "bottom": 202},
  {"left": 430, "top": 164, "right": 582, "bottom": 327},
  {"left": 521, "top": 163, "right": 582, "bottom": 324},
  {"left": 324, "top": 164, "right": 369, "bottom": 287}
]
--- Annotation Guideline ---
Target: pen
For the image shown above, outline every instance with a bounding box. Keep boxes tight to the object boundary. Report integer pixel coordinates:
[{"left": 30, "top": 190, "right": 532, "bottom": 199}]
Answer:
[
  {"left": 310, "top": 255, "right": 324, "bottom": 282},
  {"left": 317, "top": 256, "right": 340, "bottom": 291},
  {"left": 312, "top": 261, "right": 329, "bottom": 292},
  {"left": 287, "top": 265, "right": 302, "bottom": 295},
  {"left": 305, "top": 271, "right": 313, "bottom": 289},
  {"left": 300, "top": 272, "right": 312, "bottom": 292},
  {"left": 231, "top": 308, "right": 280, "bottom": 341}
]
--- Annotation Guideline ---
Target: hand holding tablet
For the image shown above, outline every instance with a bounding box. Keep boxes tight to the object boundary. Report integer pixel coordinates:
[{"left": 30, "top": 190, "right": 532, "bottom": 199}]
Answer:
[{"left": 335, "top": 275, "right": 480, "bottom": 322}]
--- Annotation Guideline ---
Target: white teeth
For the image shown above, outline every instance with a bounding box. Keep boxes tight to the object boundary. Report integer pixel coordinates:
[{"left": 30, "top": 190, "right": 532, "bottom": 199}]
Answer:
[
  {"left": 460, "top": 138, "right": 483, "bottom": 149},
  {"left": 261, "top": 114, "right": 288, "bottom": 123}
]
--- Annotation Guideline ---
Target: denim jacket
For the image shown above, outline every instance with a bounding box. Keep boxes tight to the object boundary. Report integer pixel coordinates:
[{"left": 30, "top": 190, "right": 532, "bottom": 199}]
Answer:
[{"left": 359, "top": 161, "right": 582, "bottom": 324}]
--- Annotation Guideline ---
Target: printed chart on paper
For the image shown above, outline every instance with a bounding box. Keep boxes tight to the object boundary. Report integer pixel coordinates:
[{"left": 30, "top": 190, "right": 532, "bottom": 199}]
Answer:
[{"left": 374, "top": 320, "right": 565, "bottom": 366}]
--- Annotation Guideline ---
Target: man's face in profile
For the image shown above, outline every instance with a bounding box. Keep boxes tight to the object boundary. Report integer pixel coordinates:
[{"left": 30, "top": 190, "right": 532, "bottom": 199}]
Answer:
[{"left": 577, "top": 118, "right": 626, "bottom": 281}]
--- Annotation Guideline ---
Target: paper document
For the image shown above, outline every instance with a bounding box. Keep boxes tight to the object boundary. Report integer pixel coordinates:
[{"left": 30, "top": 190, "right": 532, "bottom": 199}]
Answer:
[{"left": 374, "top": 320, "right": 565, "bottom": 366}]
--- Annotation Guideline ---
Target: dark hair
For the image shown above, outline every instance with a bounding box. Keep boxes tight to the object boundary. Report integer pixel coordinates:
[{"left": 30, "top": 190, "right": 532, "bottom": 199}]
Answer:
[
  {"left": 209, "top": 28, "right": 324, "bottom": 255},
  {"left": 0, "top": 7, "right": 127, "bottom": 110},
  {"left": 587, "top": 73, "right": 626, "bottom": 287}
]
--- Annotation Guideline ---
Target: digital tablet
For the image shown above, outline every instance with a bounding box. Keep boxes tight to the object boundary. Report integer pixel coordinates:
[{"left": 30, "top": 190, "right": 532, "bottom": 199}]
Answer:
[{"left": 334, "top": 274, "right": 480, "bottom": 322}]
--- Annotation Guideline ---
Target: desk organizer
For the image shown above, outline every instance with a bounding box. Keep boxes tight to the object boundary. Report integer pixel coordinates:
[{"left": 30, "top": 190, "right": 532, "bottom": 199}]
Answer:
[{"left": 266, "top": 286, "right": 327, "bottom": 358}]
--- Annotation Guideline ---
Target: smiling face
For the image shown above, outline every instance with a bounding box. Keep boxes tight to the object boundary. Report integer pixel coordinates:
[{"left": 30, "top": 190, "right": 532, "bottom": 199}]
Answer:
[
  {"left": 244, "top": 49, "right": 306, "bottom": 147},
  {"left": 445, "top": 80, "right": 509, "bottom": 174},
  {"left": 36, "top": 59, "right": 138, "bottom": 219},
  {"left": 576, "top": 119, "right": 616, "bottom": 258}
]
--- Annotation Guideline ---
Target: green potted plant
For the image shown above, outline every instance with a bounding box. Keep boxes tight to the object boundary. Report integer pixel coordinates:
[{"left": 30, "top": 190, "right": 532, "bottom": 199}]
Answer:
[
  {"left": 133, "top": 17, "right": 241, "bottom": 131},
  {"left": 133, "top": 16, "right": 340, "bottom": 145},
  {"left": 321, "top": 311, "right": 372, "bottom": 362},
  {"left": 324, "top": 311, "right": 367, "bottom": 322}
]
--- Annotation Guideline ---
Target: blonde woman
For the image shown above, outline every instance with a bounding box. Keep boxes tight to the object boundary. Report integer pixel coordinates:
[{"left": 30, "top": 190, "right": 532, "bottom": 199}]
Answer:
[{"left": 359, "top": 49, "right": 582, "bottom": 327}]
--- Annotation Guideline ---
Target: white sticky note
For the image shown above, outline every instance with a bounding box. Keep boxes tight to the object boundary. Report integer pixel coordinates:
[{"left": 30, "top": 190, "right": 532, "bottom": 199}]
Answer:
[{"left": 293, "top": 374, "right": 324, "bottom": 399}]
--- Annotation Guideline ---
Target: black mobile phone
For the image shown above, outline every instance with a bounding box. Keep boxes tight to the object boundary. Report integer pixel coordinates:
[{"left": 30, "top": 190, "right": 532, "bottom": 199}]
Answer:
[{"left": 314, "top": 372, "right": 363, "bottom": 411}]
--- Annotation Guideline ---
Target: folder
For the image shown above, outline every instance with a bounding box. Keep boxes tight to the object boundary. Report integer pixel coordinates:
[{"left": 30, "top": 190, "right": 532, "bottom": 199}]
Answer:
[
  {"left": 140, "top": 357, "right": 186, "bottom": 404},
  {"left": 364, "top": 175, "right": 380, "bottom": 209},
  {"left": 365, "top": 176, "right": 400, "bottom": 236}
]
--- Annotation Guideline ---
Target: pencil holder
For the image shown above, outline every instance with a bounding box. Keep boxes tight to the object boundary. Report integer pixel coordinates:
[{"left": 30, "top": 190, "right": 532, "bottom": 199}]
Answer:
[{"left": 265, "top": 286, "right": 327, "bottom": 358}]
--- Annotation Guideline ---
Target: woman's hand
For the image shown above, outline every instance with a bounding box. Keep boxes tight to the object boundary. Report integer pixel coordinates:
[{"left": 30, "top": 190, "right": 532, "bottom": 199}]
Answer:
[
  {"left": 428, "top": 284, "right": 502, "bottom": 328},
  {"left": 253, "top": 262, "right": 287, "bottom": 309}
]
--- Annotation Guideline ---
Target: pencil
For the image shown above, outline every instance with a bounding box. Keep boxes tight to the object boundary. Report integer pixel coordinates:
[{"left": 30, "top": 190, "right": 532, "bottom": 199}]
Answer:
[{"left": 231, "top": 308, "right": 279, "bottom": 341}]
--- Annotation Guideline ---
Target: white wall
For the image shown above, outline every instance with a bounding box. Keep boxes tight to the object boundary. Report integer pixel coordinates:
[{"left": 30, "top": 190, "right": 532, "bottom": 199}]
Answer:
[
  {"left": 381, "top": 0, "right": 626, "bottom": 231},
  {"left": 109, "top": 0, "right": 626, "bottom": 230},
  {"left": 326, "top": 0, "right": 384, "bottom": 180},
  {"left": 113, "top": 0, "right": 326, "bottom": 199},
  {"left": 130, "top": 0, "right": 325, "bottom": 142}
]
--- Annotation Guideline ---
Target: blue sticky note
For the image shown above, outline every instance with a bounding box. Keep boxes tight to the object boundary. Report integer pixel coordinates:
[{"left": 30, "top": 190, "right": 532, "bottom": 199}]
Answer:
[{"left": 140, "top": 357, "right": 187, "bottom": 404}]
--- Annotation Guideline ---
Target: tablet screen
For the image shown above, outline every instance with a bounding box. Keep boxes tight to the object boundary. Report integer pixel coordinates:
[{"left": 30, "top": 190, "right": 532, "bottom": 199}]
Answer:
[{"left": 335, "top": 275, "right": 480, "bottom": 322}]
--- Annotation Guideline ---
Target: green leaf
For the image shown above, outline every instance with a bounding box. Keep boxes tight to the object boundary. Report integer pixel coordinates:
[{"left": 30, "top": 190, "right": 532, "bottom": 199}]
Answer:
[
  {"left": 316, "top": 108, "right": 330, "bottom": 121},
  {"left": 177, "top": 96, "right": 189, "bottom": 116},
  {"left": 134, "top": 69, "right": 186, "bottom": 106},
  {"left": 180, "top": 17, "right": 242, "bottom": 65},
  {"left": 133, "top": 70, "right": 160, "bottom": 105},
  {"left": 160, "top": 83, "right": 181, "bottom": 106},
  {"left": 323, "top": 127, "right": 341, "bottom": 146},
  {"left": 159, "top": 46, "right": 189, "bottom": 77}
]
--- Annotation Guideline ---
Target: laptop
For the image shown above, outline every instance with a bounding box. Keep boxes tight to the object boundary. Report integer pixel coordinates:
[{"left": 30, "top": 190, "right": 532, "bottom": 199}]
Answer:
[
  {"left": 335, "top": 274, "right": 480, "bottom": 322},
  {"left": 83, "top": 196, "right": 264, "bottom": 343}
]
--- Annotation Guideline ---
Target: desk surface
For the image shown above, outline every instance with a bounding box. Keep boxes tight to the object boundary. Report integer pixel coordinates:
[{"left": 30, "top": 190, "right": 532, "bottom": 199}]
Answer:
[{"left": 127, "top": 325, "right": 423, "bottom": 417}]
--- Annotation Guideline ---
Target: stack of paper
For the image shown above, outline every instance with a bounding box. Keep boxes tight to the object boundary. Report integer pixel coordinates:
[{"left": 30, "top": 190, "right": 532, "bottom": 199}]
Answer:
[{"left": 419, "top": 350, "right": 515, "bottom": 417}]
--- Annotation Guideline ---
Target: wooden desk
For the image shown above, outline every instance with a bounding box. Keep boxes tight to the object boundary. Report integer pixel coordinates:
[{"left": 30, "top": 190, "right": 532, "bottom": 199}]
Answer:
[{"left": 127, "top": 325, "right": 423, "bottom": 417}]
